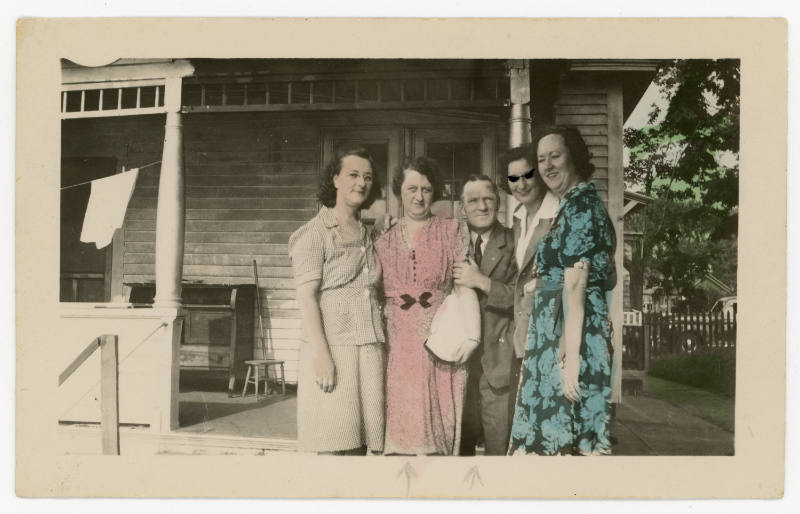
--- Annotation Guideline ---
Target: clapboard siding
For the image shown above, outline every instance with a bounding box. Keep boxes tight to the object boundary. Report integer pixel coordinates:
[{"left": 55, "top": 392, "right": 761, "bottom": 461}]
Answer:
[
  {"left": 111, "top": 115, "right": 321, "bottom": 383},
  {"left": 126, "top": 208, "right": 315, "bottom": 221},
  {"left": 554, "top": 85, "right": 610, "bottom": 203},
  {"left": 130, "top": 198, "right": 317, "bottom": 209},
  {"left": 125, "top": 242, "right": 289, "bottom": 255}
]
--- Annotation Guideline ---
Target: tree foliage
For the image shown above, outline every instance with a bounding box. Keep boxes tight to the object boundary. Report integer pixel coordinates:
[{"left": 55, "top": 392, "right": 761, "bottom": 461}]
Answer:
[{"left": 624, "top": 59, "right": 740, "bottom": 307}]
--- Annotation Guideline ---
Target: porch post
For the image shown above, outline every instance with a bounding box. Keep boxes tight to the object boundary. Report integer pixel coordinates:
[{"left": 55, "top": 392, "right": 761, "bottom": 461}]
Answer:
[
  {"left": 153, "top": 76, "right": 185, "bottom": 308},
  {"left": 506, "top": 59, "right": 532, "bottom": 226}
]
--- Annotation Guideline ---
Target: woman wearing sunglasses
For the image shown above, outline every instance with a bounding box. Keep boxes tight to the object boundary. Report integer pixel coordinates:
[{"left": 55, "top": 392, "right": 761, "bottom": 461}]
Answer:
[{"left": 498, "top": 144, "right": 560, "bottom": 435}]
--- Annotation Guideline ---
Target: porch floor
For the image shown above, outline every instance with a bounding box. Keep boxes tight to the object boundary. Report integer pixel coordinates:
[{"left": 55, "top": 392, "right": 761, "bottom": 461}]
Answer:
[
  {"left": 177, "top": 373, "right": 733, "bottom": 456},
  {"left": 178, "top": 371, "right": 297, "bottom": 440}
]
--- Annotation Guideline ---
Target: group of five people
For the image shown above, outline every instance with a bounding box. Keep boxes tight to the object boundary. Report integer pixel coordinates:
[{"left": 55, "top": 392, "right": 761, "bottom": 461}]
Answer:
[{"left": 288, "top": 125, "right": 617, "bottom": 456}]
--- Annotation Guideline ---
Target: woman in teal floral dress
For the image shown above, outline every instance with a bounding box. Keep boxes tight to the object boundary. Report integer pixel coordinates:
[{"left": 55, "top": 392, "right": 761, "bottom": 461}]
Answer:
[{"left": 508, "top": 126, "right": 617, "bottom": 455}]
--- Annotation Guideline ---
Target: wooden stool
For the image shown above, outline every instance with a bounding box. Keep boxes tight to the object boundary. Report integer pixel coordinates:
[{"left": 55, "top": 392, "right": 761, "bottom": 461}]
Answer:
[{"left": 242, "top": 359, "right": 286, "bottom": 398}]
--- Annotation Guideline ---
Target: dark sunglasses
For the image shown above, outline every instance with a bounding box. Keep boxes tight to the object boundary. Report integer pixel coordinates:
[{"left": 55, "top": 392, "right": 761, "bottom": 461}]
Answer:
[{"left": 507, "top": 168, "right": 536, "bottom": 182}]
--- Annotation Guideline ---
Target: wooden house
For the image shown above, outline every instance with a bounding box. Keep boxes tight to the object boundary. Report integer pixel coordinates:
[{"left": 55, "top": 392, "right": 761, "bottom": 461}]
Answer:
[{"left": 59, "top": 58, "right": 657, "bottom": 428}]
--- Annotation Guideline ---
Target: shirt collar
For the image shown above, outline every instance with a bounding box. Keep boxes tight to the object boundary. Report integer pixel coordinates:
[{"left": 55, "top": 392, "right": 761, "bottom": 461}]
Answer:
[
  {"left": 471, "top": 223, "right": 495, "bottom": 245},
  {"left": 513, "top": 202, "right": 527, "bottom": 221},
  {"left": 538, "top": 191, "right": 561, "bottom": 218},
  {"left": 319, "top": 206, "right": 339, "bottom": 228},
  {"left": 513, "top": 191, "right": 560, "bottom": 221}
]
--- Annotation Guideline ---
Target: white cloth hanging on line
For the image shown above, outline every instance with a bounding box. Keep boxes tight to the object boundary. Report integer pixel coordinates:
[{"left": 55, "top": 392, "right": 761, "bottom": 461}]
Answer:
[{"left": 80, "top": 168, "right": 139, "bottom": 249}]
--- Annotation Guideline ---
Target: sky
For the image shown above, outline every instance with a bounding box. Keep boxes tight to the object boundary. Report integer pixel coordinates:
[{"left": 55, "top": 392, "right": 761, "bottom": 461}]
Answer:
[{"left": 625, "top": 81, "right": 666, "bottom": 130}]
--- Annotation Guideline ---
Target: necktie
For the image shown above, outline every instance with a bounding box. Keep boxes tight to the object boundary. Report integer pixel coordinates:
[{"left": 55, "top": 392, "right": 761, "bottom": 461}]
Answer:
[{"left": 474, "top": 235, "right": 483, "bottom": 267}]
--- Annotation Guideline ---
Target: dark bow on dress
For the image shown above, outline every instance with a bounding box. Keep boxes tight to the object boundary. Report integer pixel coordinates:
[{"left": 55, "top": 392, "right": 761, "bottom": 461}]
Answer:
[{"left": 399, "top": 292, "right": 433, "bottom": 310}]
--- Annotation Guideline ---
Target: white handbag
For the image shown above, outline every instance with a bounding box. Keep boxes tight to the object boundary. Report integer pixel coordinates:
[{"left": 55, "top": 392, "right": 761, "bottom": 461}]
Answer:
[{"left": 424, "top": 285, "right": 481, "bottom": 364}]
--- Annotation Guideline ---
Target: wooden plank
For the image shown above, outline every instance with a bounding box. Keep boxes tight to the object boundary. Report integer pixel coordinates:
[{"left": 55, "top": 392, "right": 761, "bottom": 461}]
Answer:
[
  {"left": 124, "top": 264, "right": 294, "bottom": 278},
  {"left": 555, "top": 104, "right": 609, "bottom": 115},
  {"left": 130, "top": 197, "right": 318, "bottom": 210},
  {"left": 556, "top": 93, "right": 607, "bottom": 105},
  {"left": 125, "top": 242, "right": 290, "bottom": 256},
  {"left": 263, "top": 328, "right": 309, "bottom": 340},
  {"left": 587, "top": 156, "right": 609, "bottom": 168},
  {"left": 100, "top": 335, "right": 120, "bottom": 455},
  {"left": 122, "top": 276, "right": 298, "bottom": 290},
  {"left": 58, "top": 337, "right": 101, "bottom": 386},
  {"left": 182, "top": 98, "right": 505, "bottom": 114},
  {"left": 260, "top": 298, "right": 299, "bottom": 310},
  {"left": 137, "top": 174, "right": 317, "bottom": 187},
  {"left": 126, "top": 220, "right": 305, "bottom": 232},
  {"left": 587, "top": 145, "right": 609, "bottom": 157},
  {"left": 554, "top": 114, "right": 608, "bottom": 126},
  {"left": 187, "top": 151, "right": 317, "bottom": 165},
  {"left": 259, "top": 289, "right": 296, "bottom": 301},
  {"left": 263, "top": 338, "right": 304, "bottom": 350},
  {"left": 185, "top": 163, "right": 317, "bottom": 175},
  {"left": 257, "top": 317, "right": 303, "bottom": 329},
  {"left": 184, "top": 232, "right": 293, "bottom": 244},
  {"left": 571, "top": 125, "right": 608, "bottom": 136},
  {"left": 133, "top": 186, "right": 316, "bottom": 198},
  {"left": 125, "top": 253, "right": 292, "bottom": 267},
  {"left": 126, "top": 208, "right": 315, "bottom": 222},
  {"left": 583, "top": 135, "right": 608, "bottom": 146}
]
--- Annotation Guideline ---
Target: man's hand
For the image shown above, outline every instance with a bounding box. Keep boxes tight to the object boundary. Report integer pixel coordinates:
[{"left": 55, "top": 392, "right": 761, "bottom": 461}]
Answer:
[{"left": 454, "top": 257, "right": 491, "bottom": 293}]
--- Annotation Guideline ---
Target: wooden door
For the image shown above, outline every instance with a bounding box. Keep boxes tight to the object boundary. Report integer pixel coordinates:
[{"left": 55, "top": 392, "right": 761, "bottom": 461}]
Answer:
[{"left": 411, "top": 127, "right": 497, "bottom": 221}]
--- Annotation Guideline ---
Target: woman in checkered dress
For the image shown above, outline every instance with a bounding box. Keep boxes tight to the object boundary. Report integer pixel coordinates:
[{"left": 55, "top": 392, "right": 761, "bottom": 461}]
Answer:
[{"left": 288, "top": 146, "right": 386, "bottom": 455}]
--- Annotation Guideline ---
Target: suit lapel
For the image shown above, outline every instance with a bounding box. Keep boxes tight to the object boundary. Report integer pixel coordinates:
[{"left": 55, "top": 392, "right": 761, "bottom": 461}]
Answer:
[{"left": 479, "top": 223, "right": 506, "bottom": 278}]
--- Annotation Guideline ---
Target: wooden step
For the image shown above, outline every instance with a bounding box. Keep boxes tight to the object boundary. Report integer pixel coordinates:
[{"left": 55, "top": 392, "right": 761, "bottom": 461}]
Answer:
[{"left": 58, "top": 423, "right": 297, "bottom": 455}]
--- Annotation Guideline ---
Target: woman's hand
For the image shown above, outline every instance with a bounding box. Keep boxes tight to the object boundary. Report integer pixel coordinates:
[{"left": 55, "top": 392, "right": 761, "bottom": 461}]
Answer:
[
  {"left": 523, "top": 278, "right": 538, "bottom": 295},
  {"left": 313, "top": 346, "right": 337, "bottom": 393},
  {"left": 560, "top": 354, "right": 580, "bottom": 403}
]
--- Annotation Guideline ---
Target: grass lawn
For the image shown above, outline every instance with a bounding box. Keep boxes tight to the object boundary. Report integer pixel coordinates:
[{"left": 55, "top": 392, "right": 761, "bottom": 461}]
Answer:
[{"left": 646, "top": 376, "right": 735, "bottom": 432}]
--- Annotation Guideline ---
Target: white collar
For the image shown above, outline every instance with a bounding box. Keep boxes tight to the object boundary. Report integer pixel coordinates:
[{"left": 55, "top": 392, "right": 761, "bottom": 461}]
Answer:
[
  {"left": 471, "top": 223, "right": 495, "bottom": 244},
  {"left": 513, "top": 191, "right": 560, "bottom": 221}
]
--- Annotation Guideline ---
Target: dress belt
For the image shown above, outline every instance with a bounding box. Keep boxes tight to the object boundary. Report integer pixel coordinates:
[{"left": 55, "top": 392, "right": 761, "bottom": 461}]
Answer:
[{"left": 385, "top": 290, "right": 446, "bottom": 310}]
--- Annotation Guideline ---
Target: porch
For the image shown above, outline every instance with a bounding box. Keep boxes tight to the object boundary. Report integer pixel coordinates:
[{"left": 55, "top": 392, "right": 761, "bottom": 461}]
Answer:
[{"left": 58, "top": 373, "right": 732, "bottom": 456}]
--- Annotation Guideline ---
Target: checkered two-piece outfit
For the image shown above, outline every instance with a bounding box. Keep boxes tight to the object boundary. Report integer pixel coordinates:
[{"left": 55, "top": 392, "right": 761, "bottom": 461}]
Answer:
[{"left": 288, "top": 206, "right": 386, "bottom": 453}]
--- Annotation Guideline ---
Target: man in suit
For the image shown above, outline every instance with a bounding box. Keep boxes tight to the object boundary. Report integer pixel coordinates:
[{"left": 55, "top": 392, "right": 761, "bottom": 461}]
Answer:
[
  {"left": 454, "top": 174, "right": 518, "bottom": 456},
  {"left": 501, "top": 145, "right": 560, "bottom": 420}
]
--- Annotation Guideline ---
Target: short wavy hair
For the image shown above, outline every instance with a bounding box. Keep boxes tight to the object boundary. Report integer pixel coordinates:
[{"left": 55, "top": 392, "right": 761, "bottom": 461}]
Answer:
[
  {"left": 391, "top": 155, "right": 445, "bottom": 202},
  {"left": 532, "top": 125, "right": 595, "bottom": 181},
  {"left": 498, "top": 144, "right": 546, "bottom": 195},
  {"left": 460, "top": 174, "right": 501, "bottom": 203},
  {"left": 317, "top": 145, "right": 381, "bottom": 209}
]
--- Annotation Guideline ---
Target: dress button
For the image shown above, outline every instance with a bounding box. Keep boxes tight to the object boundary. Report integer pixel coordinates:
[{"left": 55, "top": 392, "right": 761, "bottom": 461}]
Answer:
[
  {"left": 360, "top": 246, "right": 366, "bottom": 253},
  {"left": 364, "top": 289, "right": 370, "bottom": 297}
]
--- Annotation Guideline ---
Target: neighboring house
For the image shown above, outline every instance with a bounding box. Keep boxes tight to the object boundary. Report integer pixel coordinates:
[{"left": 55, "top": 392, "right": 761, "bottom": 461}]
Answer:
[
  {"left": 59, "top": 58, "right": 657, "bottom": 429},
  {"left": 642, "top": 273, "right": 735, "bottom": 314}
]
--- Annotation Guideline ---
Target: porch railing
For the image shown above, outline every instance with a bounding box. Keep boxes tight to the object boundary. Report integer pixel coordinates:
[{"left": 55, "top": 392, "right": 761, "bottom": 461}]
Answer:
[
  {"left": 623, "top": 311, "right": 737, "bottom": 371},
  {"left": 59, "top": 334, "right": 120, "bottom": 455}
]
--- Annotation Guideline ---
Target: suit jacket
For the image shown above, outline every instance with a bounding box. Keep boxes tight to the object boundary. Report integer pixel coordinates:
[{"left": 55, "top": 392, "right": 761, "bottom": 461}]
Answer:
[
  {"left": 470, "top": 222, "right": 518, "bottom": 389},
  {"left": 512, "top": 216, "right": 554, "bottom": 358}
]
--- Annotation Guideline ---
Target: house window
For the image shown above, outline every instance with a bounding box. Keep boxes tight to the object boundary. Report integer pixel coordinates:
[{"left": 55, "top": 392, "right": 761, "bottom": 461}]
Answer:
[{"left": 426, "top": 142, "right": 482, "bottom": 203}]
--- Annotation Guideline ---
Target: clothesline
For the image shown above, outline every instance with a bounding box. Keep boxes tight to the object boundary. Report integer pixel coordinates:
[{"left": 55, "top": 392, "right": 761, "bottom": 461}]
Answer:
[{"left": 60, "top": 160, "right": 162, "bottom": 191}]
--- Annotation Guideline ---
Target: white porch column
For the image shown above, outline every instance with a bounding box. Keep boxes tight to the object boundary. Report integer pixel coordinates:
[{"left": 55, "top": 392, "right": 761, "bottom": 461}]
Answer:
[
  {"left": 506, "top": 60, "right": 532, "bottom": 226},
  {"left": 153, "top": 76, "right": 186, "bottom": 308}
]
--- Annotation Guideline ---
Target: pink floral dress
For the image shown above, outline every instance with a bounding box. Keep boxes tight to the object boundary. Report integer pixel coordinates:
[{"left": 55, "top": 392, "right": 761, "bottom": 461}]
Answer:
[{"left": 376, "top": 216, "right": 468, "bottom": 455}]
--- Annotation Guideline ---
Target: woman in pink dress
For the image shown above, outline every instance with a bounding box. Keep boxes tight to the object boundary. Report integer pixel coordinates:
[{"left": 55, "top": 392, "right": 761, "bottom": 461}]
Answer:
[{"left": 376, "top": 156, "right": 470, "bottom": 455}]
